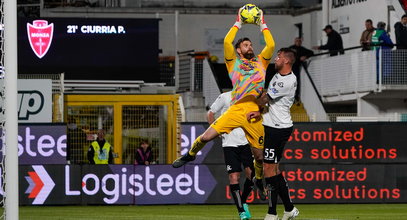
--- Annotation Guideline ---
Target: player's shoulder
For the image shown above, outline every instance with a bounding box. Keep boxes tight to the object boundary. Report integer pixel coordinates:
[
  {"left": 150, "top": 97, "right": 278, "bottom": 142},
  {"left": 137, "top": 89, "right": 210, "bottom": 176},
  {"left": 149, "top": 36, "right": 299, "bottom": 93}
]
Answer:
[
  {"left": 273, "top": 72, "right": 296, "bottom": 88},
  {"left": 273, "top": 72, "right": 296, "bottom": 81},
  {"left": 284, "top": 72, "right": 297, "bottom": 82},
  {"left": 289, "top": 72, "right": 297, "bottom": 79},
  {"left": 214, "top": 92, "right": 231, "bottom": 104},
  {"left": 221, "top": 91, "right": 232, "bottom": 99}
]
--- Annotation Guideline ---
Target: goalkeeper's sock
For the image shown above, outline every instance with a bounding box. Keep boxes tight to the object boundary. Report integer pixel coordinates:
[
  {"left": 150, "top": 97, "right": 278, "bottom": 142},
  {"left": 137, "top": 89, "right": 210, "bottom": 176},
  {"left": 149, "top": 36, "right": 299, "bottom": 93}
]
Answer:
[
  {"left": 265, "top": 176, "right": 279, "bottom": 215},
  {"left": 230, "top": 184, "right": 245, "bottom": 213},
  {"left": 241, "top": 178, "right": 254, "bottom": 202},
  {"left": 253, "top": 159, "right": 263, "bottom": 179},
  {"left": 277, "top": 173, "right": 294, "bottom": 212},
  {"left": 188, "top": 136, "right": 206, "bottom": 156}
]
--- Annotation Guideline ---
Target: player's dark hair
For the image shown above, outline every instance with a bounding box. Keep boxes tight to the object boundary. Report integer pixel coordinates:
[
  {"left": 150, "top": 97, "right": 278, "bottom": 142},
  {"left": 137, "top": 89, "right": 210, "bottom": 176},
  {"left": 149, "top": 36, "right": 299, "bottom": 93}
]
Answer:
[
  {"left": 235, "top": 37, "right": 251, "bottom": 49},
  {"left": 365, "top": 19, "right": 372, "bottom": 24},
  {"left": 278, "top": 48, "right": 296, "bottom": 66},
  {"left": 402, "top": 14, "right": 407, "bottom": 19}
]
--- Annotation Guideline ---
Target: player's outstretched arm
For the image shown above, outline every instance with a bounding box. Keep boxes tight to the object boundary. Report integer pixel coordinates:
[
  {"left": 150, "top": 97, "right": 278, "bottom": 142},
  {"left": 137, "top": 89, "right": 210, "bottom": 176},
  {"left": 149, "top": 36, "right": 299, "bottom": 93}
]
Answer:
[
  {"left": 224, "top": 28, "right": 238, "bottom": 63},
  {"left": 258, "top": 10, "right": 275, "bottom": 66},
  {"left": 224, "top": 8, "right": 242, "bottom": 71}
]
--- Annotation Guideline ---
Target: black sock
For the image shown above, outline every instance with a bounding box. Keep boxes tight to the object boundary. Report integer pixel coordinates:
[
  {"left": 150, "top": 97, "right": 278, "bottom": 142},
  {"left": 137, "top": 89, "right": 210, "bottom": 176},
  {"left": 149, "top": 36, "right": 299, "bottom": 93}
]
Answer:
[
  {"left": 230, "top": 184, "right": 244, "bottom": 213},
  {"left": 265, "top": 176, "right": 279, "bottom": 215},
  {"left": 277, "top": 173, "right": 294, "bottom": 212},
  {"left": 255, "top": 177, "right": 265, "bottom": 192},
  {"left": 241, "top": 178, "right": 254, "bottom": 203}
]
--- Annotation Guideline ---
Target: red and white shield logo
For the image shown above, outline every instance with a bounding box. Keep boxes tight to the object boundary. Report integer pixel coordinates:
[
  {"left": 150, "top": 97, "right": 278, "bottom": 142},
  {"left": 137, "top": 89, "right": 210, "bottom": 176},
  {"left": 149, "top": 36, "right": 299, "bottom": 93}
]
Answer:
[{"left": 27, "top": 20, "right": 54, "bottom": 59}]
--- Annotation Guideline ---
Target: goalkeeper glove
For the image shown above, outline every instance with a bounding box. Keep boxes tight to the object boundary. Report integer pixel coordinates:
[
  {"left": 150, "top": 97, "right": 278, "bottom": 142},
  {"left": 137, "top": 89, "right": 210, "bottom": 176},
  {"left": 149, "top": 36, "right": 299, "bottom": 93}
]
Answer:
[
  {"left": 257, "top": 9, "right": 268, "bottom": 31},
  {"left": 234, "top": 7, "right": 243, "bottom": 29}
]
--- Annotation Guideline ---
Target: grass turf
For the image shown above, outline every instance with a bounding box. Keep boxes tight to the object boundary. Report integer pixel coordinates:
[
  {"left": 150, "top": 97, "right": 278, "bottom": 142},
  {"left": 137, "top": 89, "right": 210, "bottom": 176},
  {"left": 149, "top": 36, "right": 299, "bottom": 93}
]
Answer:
[{"left": 6, "top": 203, "right": 407, "bottom": 220}]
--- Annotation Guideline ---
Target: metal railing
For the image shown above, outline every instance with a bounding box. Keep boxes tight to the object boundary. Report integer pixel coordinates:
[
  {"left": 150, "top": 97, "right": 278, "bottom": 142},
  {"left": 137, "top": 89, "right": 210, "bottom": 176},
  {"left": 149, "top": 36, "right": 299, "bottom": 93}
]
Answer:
[
  {"left": 290, "top": 113, "right": 406, "bottom": 122},
  {"left": 308, "top": 48, "right": 407, "bottom": 98},
  {"left": 308, "top": 49, "right": 377, "bottom": 97},
  {"left": 302, "top": 47, "right": 407, "bottom": 122},
  {"left": 381, "top": 49, "right": 407, "bottom": 85}
]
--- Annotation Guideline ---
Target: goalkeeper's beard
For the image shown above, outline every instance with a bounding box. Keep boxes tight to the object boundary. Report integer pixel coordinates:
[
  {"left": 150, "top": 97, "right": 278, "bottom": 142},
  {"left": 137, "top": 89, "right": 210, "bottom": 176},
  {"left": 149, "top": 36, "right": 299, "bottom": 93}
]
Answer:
[{"left": 243, "top": 51, "right": 255, "bottom": 60}]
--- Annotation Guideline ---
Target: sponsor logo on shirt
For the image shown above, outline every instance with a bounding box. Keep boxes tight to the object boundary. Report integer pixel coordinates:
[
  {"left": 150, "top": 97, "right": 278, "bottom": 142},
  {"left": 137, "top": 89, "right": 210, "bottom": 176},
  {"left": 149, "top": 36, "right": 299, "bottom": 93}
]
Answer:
[{"left": 226, "top": 165, "right": 232, "bottom": 171}]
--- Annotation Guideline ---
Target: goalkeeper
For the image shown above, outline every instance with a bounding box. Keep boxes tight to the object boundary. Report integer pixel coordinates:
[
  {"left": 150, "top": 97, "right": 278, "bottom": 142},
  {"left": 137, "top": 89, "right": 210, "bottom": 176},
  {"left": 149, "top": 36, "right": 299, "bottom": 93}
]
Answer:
[{"left": 172, "top": 7, "right": 275, "bottom": 204}]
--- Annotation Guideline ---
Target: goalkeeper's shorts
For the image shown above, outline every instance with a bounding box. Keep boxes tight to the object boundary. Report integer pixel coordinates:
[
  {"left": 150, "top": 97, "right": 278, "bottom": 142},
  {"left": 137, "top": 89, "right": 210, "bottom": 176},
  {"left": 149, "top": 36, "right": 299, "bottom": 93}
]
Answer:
[{"left": 210, "top": 96, "right": 264, "bottom": 150}]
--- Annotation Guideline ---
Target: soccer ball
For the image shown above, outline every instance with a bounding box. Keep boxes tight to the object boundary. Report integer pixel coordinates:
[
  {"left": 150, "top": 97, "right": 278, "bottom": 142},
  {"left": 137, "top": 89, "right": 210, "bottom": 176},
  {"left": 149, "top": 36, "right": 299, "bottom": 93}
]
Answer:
[{"left": 240, "top": 4, "right": 261, "bottom": 24}]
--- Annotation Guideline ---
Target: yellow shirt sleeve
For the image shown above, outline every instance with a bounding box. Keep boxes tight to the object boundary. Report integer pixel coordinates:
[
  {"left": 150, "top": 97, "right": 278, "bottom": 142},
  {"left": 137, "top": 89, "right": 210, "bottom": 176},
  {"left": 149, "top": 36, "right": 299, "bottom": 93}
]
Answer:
[
  {"left": 224, "top": 26, "right": 238, "bottom": 72},
  {"left": 259, "top": 29, "right": 275, "bottom": 69}
]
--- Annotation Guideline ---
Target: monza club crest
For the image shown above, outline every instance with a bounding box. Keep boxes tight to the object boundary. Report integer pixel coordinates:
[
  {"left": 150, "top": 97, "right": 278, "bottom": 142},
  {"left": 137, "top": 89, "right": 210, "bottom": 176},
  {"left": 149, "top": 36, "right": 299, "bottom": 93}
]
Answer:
[{"left": 27, "top": 20, "right": 54, "bottom": 59}]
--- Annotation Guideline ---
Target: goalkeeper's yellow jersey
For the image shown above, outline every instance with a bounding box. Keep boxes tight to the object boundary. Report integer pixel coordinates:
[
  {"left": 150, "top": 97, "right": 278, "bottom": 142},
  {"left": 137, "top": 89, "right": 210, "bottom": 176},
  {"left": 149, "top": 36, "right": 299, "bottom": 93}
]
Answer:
[{"left": 224, "top": 26, "right": 275, "bottom": 105}]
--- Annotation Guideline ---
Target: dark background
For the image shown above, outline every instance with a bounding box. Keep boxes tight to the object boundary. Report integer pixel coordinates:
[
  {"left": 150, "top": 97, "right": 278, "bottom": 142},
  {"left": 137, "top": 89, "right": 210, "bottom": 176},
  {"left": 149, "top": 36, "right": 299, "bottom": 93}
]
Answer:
[{"left": 18, "top": 18, "right": 160, "bottom": 81}]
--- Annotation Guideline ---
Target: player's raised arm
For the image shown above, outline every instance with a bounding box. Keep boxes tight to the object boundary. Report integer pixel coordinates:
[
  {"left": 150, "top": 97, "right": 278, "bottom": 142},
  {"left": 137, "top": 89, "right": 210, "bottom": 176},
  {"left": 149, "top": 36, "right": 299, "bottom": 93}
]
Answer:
[
  {"left": 257, "top": 10, "right": 275, "bottom": 68},
  {"left": 224, "top": 9, "right": 242, "bottom": 72}
]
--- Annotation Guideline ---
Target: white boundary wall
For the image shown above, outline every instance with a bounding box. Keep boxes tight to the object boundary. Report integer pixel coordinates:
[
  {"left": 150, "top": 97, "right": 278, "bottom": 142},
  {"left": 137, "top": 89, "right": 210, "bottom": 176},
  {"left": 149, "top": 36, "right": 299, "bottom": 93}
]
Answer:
[{"left": 308, "top": 50, "right": 377, "bottom": 96}]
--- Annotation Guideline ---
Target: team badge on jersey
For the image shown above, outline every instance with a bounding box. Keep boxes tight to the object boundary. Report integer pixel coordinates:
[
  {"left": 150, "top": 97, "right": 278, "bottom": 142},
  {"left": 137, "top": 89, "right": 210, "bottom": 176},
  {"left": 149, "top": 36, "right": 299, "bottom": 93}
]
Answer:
[
  {"left": 271, "top": 88, "right": 279, "bottom": 94},
  {"left": 226, "top": 165, "right": 232, "bottom": 171},
  {"left": 27, "top": 20, "right": 54, "bottom": 59}
]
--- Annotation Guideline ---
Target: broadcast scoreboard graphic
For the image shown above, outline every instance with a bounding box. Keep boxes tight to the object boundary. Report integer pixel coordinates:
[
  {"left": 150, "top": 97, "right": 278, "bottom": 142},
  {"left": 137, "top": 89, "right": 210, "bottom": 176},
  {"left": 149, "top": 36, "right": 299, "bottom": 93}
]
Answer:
[{"left": 18, "top": 18, "right": 160, "bottom": 81}]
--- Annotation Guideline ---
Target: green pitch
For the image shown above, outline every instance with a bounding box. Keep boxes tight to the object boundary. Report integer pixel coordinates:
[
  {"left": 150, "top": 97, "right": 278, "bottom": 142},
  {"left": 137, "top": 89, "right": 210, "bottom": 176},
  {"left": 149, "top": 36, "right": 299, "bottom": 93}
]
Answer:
[{"left": 9, "top": 203, "right": 407, "bottom": 220}]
